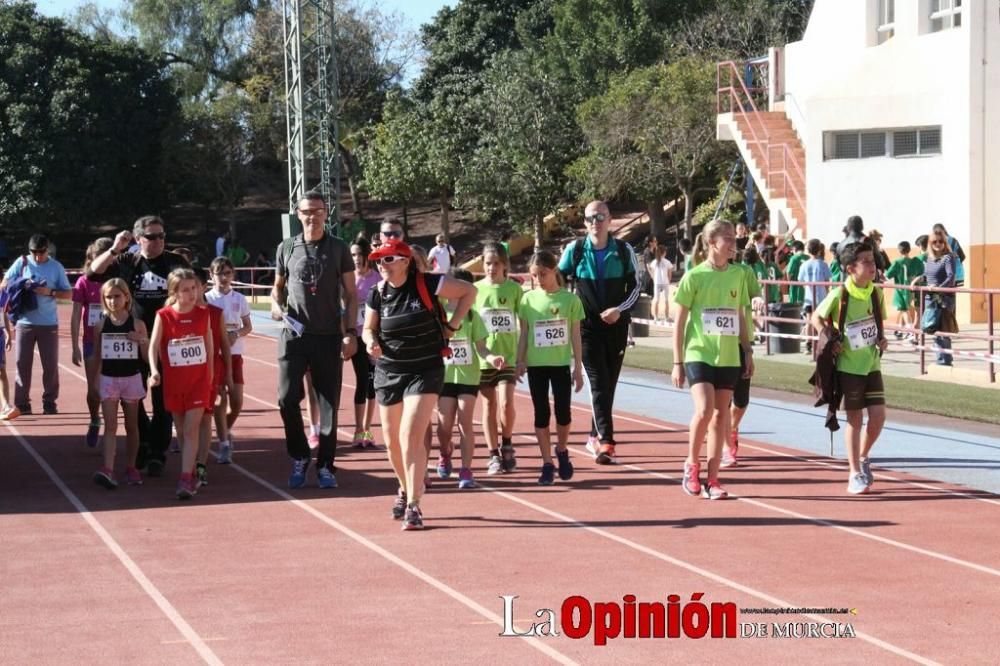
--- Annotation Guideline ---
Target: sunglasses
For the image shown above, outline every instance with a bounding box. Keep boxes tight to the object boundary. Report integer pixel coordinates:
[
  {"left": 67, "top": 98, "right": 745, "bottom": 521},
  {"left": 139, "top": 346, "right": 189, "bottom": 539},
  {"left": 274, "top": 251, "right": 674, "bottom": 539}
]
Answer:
[
  {"left": 142, "top": 233, "right": 165, "bottom": 241},
  {"left": 584, "top": 213, "right": 608, "bottom": 224},
  {"left": 30, "top": 248, "right": 48, "bottom": 254},
  {"left": 376, "top": 255, "right": 406, "bottom": 265},
  {"left": 380, "top": 230, "right": 402, "bottom": 239}
]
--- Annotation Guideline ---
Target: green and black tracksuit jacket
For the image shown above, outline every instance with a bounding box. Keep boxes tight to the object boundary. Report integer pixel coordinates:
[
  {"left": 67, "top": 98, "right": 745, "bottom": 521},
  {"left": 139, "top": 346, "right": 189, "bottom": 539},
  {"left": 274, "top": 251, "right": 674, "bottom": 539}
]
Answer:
[{"left": 557, "top": 237, "right": 641, "bottom": 330}]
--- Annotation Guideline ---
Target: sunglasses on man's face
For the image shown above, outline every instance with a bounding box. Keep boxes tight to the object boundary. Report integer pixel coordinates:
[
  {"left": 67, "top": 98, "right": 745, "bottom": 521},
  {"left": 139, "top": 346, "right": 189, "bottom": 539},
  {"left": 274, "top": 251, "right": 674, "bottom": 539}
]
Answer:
[
  {"left": 30, "top": 248, "right": 48, "bottom": 255},
  {"left": 584, "top": 213, "right": 608, "bottom": 224},
  {"left": 142, "top": 233, "right": 165, "bottom": 241},
  {"left": 381, "top": 230, "right": 402, "bottom": 239},
  {"left": 376, "top": 255, "right": 406, "bottom": 265}
]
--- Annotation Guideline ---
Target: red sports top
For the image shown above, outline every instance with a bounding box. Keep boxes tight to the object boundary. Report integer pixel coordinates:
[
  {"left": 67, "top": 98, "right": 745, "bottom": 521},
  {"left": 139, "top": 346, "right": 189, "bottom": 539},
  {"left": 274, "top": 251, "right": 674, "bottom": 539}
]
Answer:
[{"left": 156, "top": 304, "right": 212, "bottom": 390}]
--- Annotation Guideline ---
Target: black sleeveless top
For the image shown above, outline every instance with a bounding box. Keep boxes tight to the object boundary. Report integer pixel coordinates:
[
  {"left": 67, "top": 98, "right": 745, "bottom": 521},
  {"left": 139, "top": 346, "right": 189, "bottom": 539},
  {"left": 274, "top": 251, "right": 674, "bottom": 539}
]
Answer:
[{"left": 100, "top": 315, "right": 142, "bottom": 377}]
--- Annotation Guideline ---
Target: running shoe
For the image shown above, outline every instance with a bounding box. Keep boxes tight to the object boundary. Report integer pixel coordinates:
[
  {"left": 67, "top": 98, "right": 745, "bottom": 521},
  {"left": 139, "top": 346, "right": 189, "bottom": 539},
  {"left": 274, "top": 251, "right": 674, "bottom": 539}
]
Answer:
[
  {"left": 217, "top": 441, "right": 233, "bottom": 465},
  {"left": 500, "top": 445, "right": 517, "bottom": 472},
  {"left": 402, "top": 504, "right": 424, "bottom": 531},
  {"left": 307, "top": 433, "right": 320, "bottom": 449},
  {"left": 0, "top": 405, "right": 21, "bottom": 421},
  {"left": 317, "top": 466, "right": 337, "bottom": 489},
  {"left": 352, "top": 431, "right": 366, "bottom": 448},
  {"left": 556, "top": 449, "right": 574, "bottom": 481},
  {"left": 195, "top": 463, "right": 208, "bottom": 488},
  {"left": 391, "top": 489, "right": 407, "bottom": 519},
  {"left": 487, "top": 454, "right": 503, "bottom": 476},
  {"left": 458, "top": 467, "right": 477, "bottom": 489},
  {"left": 288, "top": 458, "right": 309, "bottom": 489},
  {"left": 860, "top": 458, "right": 873, "bottom": 488},
  {"left": 85, "top": 423, "right": 100, "bottom": 448},
  {"left": 15, "top": 404, "right": 31, "bottom": 416},
  {"left": 721, "top": 431, "right": 739, "bottom": 468},
  {"left": 125, "top": 467, "right": 142, "bottom": 485},
  {"left": 176, "top": 476, "right": 197, "bottom": 500},
  {"left": 702, "top": 480, "right": 729, "bottom": 500},
  {"left": 93, "top": 468, "right": 117, "bottom": 490},
  {"left": 682, "top": 461, "right": 702, "bottom": 496},
  {"left": 595, "top": 443, "right": 616, "bottom": 465},
  {"left": 847, "top": 472, "right": 869, "bottom": 495},
  {"left": 437, "top": 452, "right": 453, "bottom": 479},
  {"left": 538, "top": 463, "right": 555, "bottom": 486},
  {"left": 362, "top": 430, "right": 377, "bottom": 448},
  {"left": 42, "top": 402, "right": 58, "bottom": 415},
  {"left": 585, "top": 436, "right": 600, "bottom": 458},
  {"left": 894, "top": 330, "right": 903, "bottom": 339}
]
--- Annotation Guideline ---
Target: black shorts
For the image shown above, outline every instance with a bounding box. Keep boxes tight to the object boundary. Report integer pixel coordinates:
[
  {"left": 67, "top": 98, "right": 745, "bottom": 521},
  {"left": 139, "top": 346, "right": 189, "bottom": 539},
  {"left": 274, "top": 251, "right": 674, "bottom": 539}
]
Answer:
[
  {"left": 732, "top": 348, "right": 751, "bottom": 409},
  {"left": 684, "top": 362, "right": 740, "bottom": 391},
  {"left": 838, "top": 371, "right": 885, "bottom": 411},
  {"left": 374, "top": 365, "right": 444, "bottom": 406},
  {"left": 440, "top": 382, "right": 479, "bottom": 399},
  {"left": 479, "top": 367, "right": 517, "bottom": 387}
]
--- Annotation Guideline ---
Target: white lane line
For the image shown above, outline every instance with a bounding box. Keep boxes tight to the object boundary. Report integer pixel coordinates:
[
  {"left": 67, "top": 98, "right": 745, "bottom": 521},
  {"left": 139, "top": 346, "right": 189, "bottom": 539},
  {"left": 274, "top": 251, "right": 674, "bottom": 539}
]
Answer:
[
  {"left": 238, "top": 389, "right": 934, "bottom": 664},
  {"left": 235, "top": 392, "right": 576, "bottom": 665},
  {"left": 239, "top": 336, "right": 1000, "bottom": 506},
  {"left": 234, "top": 350, "right": 1000, "bottom": 577},
  {"left": 477, "top": 482, "right": 939, "bottom": 666},
  {"left": 3, "top": 421, "right": 223, "bottom": 666}
]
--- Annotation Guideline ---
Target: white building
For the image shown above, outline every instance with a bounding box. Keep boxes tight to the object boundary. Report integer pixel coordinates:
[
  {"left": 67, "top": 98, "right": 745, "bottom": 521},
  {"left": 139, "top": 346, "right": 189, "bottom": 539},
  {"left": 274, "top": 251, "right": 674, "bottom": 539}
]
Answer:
[{"left": 718, "top": 0, "right": 999, "bottom": 323}]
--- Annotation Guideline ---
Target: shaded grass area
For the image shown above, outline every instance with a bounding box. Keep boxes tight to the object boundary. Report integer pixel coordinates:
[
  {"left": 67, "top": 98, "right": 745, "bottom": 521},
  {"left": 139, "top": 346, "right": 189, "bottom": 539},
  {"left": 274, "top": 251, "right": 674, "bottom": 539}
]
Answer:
[{"left": 624, "top": 346, "right": 1000, "bottom": 426}]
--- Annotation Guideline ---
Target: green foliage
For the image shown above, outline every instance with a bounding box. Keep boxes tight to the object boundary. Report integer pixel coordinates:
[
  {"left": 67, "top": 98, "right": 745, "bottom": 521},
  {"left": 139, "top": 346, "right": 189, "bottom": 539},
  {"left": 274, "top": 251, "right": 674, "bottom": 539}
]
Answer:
[
  {"left": 357, "top": 94, "right": 431, "bottom": 206},
  {"left": 0, "top": 2, "right": 180, "bottom": 226},
  {"left": 455, "top": 50, "right": 581, "bottom": 237}
]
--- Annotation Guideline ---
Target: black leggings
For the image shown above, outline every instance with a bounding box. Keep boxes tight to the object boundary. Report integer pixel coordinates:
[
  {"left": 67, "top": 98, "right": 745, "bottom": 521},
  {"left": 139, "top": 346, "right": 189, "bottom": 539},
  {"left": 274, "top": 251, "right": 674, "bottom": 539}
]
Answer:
[
  {"left": 351, "top": 350, "right": 376, "bottom": 405},
  {"left": 527, "top": 366, "right": 572, "bottom": 429}
]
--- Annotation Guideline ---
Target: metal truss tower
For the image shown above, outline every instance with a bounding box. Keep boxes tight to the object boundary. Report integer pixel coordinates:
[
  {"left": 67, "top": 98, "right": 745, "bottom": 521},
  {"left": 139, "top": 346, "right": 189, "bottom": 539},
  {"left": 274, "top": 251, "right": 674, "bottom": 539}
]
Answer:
[{"left": 282, "top": 0, "right": 340, "bottom": 220}]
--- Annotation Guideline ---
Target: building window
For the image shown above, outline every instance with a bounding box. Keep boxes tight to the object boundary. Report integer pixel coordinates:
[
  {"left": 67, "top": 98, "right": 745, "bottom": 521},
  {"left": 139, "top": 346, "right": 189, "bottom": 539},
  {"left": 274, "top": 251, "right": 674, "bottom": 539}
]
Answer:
[
  {"left": 824, "top": 127, "right": 942, "bottom": 160},
  {"left": 930, "top": 0, "right": 962, "bottom": 32},
  {"left": 877, "top": 0, "right": 895, "bottom": 43}
]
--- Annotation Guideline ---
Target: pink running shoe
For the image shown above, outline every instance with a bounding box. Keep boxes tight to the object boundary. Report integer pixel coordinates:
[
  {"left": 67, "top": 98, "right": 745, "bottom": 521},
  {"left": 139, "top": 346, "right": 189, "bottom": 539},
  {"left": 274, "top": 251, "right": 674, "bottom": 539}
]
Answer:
[
  {"left": 702, "top": 480, "right": 729, "bottom": 500},
  {"left": 125, "top": 467, "right": 143, "bottom": 485},
  {"left": 682, "top": 462, "right": 702, "bottom": 496}
]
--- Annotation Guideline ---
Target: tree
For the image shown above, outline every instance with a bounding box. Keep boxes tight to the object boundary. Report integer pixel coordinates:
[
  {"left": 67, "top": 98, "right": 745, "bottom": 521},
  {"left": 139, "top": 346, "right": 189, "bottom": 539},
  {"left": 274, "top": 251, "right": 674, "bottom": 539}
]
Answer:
[
  {"left": 456, "top": 51, "right": 581, "bottom": 250},
  {"left": 0, "top": 2, "right": 180, "bottom": 227},
  {"left": 571, "top": 57, "right": 732, "bottom": 241},
  {"left": 670, "top": 0, "right": 814, "bottom": 60}
]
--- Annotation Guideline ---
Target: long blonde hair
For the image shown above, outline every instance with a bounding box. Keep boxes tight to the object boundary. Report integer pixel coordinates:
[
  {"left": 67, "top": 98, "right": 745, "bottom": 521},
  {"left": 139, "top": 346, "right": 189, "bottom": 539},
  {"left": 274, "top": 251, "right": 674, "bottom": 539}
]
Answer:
[
  {"left": 926, "top": 229, "right": 954, "bottom": 262},
  {"left": 100, "top": 278, "right": 132, "bottom": 316},
  {"left": 165, "top": 268, "right": 198, "bottom": 305}
]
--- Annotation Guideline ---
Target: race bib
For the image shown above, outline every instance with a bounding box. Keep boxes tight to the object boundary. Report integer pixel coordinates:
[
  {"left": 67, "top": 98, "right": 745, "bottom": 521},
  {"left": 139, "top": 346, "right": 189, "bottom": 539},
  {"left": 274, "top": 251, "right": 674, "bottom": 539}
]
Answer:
[
  {"left": 482, "top": 308, "right": 516, "bottom": 334},
  {"left": 101, "top": 333, "right": 137, "bottom": 360},
  {"left": 86, "top": 306, "right": 104, "bottom": 328},
  {"left": 445, "top": 339, "right": 473, "bottom": 366},
  {"left": 356, "top": 303, "right": 366, "bottom": 328},
  {"left": 846, "top": 317, "right": 878, "bottom": 350},
  {"left": 701, "top": 308, "right": 739, "bottom": 336},
  {"left": 167, "top": 336, "right": 207, "bottom": 367},
  {"left": 534, "top": 318, "right": 568, "bottom": 348}
]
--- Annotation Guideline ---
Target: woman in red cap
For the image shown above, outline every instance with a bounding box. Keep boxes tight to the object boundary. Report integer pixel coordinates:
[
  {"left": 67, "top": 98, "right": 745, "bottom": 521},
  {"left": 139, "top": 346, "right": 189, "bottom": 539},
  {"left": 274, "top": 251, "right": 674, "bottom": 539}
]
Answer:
[{"left": 362, "top": 239, "right": 477, "bottom": 530}]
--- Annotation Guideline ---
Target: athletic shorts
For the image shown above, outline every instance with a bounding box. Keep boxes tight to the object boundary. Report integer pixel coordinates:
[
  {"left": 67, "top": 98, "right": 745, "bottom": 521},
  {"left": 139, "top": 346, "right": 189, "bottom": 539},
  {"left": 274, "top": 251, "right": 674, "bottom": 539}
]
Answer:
[
  {"left": 375, "top": 365, "right": 444, "bottom": 406},
  {"left": 440, "top": 382, "right": 479, "bottom": 399},
  {"left": 839, "top": 371, "right": 885, "bottom": 411},
  {"left": 164, "top": 386, "right": 211, "bottom": 413},
  {"left": 479, "top": 367, "right": 517, "bottom": 387},
  {"left": 231, "top": 355, "right": 245, "bottom": 385},
  {"left": 684, "top": 362, "right": 740, "bottom": 391},
  {"left": 83, "top": 341, "right": 95, "bottom": 360},
  {"left": 99, "top": 373, "right": 146, "bottom": 402}
]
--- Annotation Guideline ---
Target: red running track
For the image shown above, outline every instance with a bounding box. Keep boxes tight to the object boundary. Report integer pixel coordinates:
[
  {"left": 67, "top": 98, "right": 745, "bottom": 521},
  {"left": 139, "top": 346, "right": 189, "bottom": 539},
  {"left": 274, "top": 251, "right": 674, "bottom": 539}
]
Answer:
[{"left": 2, "top": 329, "right": 998, "bottom": 664}]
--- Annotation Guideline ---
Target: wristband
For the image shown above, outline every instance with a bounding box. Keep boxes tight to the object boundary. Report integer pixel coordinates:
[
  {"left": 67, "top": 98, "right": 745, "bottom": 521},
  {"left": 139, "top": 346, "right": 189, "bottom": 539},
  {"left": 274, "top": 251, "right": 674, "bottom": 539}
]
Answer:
[{"left": 444, "top": 321, "right": 459, "bottom": 332}]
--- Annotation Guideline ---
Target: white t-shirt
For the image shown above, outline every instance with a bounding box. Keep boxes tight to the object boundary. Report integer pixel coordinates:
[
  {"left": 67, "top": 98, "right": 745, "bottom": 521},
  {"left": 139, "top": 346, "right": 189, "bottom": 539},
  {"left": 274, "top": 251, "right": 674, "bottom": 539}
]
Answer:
[
  {"left": 428, "top": 244, "right": 455, "bottom": 274},
  {"left": 648, "top": 257, "right": 674, "bottom": 288},
  {"left": 206, "top": 287, "right": 251, "bottom": 355}
]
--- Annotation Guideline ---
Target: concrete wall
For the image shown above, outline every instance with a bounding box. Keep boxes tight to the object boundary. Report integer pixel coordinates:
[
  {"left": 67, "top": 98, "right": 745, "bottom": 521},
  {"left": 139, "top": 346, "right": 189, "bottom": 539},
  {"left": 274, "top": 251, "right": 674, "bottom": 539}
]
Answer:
[{"left": 783, "top": 0, "right": 999, "bottom": 321}]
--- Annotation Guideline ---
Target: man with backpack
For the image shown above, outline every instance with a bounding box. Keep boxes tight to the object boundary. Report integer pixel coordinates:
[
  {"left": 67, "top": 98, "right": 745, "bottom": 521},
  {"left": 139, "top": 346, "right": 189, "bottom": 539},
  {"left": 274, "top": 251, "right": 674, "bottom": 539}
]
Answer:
[
  {"left": 558, "top": 200, "right": 641, "bottom": 465},
  {"left": 271, "top": 191, "right": 358, "bottom": 489}
]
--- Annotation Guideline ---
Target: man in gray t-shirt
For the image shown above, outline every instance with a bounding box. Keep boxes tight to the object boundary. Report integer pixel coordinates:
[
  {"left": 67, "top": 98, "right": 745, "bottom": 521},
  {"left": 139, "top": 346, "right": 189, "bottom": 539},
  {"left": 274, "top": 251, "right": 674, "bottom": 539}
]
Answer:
[{"left": 271, "top": 191, "right": 358, "bottom": 489}]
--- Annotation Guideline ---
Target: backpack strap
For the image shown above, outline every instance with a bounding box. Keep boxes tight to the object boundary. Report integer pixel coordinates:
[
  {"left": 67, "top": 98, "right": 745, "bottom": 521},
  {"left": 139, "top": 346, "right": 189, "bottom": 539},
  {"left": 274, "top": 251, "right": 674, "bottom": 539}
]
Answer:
[
  {"left": 871, "top": 289, "right": 885, "bottom": 352},
  {"left": 20, "top": 254, "right": 29, "bottom": 277},
  {"left": 836, "top": 285, "right": 849, "bottom": 335},
  {"left": 280, "top": 236, "right": 298, "bottom": 271},
  {"left": 569, "top": 238, "right": 632, "bottom": 277}
]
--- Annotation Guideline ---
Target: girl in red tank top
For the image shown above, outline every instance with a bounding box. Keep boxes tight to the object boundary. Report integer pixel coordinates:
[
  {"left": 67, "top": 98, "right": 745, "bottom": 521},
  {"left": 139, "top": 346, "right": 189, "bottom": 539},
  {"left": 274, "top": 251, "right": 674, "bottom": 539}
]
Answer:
[{"left": 149, "top": 268, "right": 214, "bottom": 500}]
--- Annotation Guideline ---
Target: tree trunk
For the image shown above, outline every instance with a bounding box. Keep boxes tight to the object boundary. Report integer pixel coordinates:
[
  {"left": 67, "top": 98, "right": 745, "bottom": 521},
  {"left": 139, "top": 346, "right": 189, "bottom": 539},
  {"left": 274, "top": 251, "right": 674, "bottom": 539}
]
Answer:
[
  {"left": 534, "top": 215, "right": 545, "bottom": 252},
  {"left": 439, "top": 188, "right": 450, "bottom": 240},
  {"left": 647, "top": 196, "right": 666, "bottom": 238},
  {"left": 339, "top": 144, "right": 362, "bottom": 214},
  {"left": 682, "top": 189, "right": 694, "bottom": 241}
]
